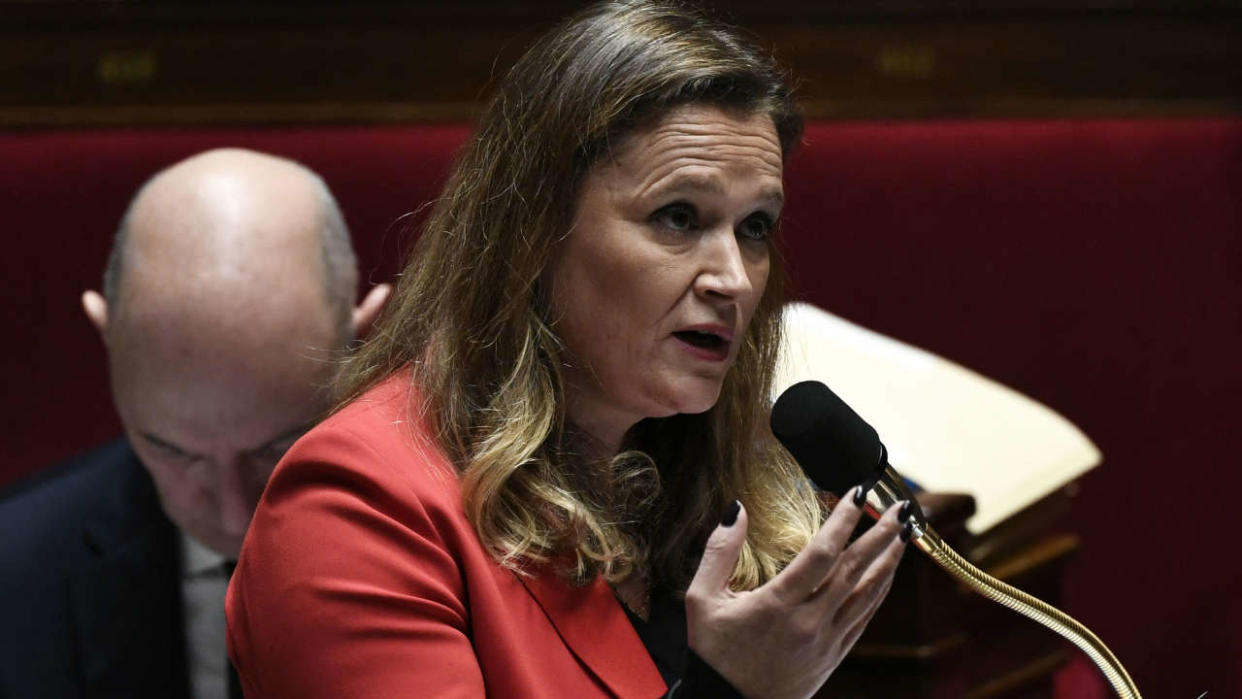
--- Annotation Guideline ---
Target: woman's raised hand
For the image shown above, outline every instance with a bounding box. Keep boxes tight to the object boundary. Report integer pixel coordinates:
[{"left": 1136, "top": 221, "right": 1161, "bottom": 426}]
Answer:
[{"left": 685, "top": 489, "right": 909, "bottom": 699}]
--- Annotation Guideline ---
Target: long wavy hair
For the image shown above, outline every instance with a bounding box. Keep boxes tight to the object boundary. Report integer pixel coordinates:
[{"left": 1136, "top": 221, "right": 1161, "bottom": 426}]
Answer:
[{"left": 338, "top": 0, "right": 822, "bottom": 591}]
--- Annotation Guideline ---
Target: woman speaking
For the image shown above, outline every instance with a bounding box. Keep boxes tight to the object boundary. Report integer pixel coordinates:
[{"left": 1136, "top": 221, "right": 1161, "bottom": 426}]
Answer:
[{"left": 227, "top": 1, "right": 909, "bottom": 696}]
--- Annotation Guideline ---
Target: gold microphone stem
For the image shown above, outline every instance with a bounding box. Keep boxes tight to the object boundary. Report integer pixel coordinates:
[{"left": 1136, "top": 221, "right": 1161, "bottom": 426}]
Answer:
[
  {"left": 910, "top": 528, "right": 1141, "bottom": 699},
  {"left": 861, "top": 467, "right": 1141, "bottom": 698}
]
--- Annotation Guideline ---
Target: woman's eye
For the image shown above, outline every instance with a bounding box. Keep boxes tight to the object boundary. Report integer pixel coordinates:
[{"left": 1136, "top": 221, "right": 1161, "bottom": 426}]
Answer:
[
  {"left": 738, "top": 212, "right": 774, "bottom": 241},
  {"left": 652, "top": 203, "right": 697, "bottom": 232}
]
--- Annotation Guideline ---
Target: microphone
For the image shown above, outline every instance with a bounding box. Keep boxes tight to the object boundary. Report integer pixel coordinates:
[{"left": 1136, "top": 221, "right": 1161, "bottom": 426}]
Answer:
[
  {"left": 769, "top": 380, "right": 931, "bottom": 542},
  {"left": 769, "top": 379, "right": 1141, "bottom": 699}
]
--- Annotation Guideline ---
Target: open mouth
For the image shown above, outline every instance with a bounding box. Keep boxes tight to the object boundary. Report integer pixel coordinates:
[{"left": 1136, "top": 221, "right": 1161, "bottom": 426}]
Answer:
[
  {"left": 672, "top": 329, "right": 729, "bottom": 359},
  {"left": 673, "top": 329, "right": 726, "bottom": 349}
]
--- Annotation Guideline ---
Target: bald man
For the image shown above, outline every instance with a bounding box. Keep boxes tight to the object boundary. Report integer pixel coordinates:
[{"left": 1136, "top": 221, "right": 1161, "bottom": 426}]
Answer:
[{"left": 0, "top": 149, "right": 388, "bottom": 699}]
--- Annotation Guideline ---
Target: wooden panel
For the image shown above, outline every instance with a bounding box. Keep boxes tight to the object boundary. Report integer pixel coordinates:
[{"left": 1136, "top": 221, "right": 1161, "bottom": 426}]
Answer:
[
  {"left": 1, "top": 3, "right": 1239, "bottom": 125},
  {"left": 0, "top": 6, "right": 557, "bottom": 125},
  {"left": 758, "top": 17, "right": 1242, "bottom": 118},
  {"left": 824, "top": 490, "right": 1083, "bottom": 698}
]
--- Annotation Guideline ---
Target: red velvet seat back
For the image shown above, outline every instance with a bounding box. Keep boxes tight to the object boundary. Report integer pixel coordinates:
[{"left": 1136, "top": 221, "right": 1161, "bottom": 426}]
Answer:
[{"left": 2, "top": 125, "right": 471, "bottom": 473}]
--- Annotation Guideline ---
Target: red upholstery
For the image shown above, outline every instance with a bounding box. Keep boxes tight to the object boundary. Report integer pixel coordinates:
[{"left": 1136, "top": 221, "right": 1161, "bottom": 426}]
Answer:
[
  {"left": 1, "top": 124, "right": 470, "bottom": 475},
  {"left": 785, "top": 119, "right": 1240, "bottom": 699},
  {"left": 3, "top": 118, "right": 1239, "bottom": 697}
]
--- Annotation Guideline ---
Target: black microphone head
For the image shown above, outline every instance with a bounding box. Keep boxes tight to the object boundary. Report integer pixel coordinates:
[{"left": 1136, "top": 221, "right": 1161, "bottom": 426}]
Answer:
[{"left": 770, "top": 380, "right": 886, "bottom": 496}]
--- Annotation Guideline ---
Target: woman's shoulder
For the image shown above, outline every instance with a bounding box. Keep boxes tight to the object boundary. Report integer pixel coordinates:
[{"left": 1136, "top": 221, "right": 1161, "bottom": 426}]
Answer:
[{"left": 274, "top": 370, "right": 461, "bottom": 510}]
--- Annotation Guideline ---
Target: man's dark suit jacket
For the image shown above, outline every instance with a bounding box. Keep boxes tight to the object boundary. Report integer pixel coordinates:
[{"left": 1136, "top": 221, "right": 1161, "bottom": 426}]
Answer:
[{"left": 0, "top": 439, "right": 190, "bottom": 698}]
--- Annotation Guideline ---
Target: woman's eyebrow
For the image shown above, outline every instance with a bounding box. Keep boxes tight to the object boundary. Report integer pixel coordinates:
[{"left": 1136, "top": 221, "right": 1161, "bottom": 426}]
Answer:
[{"left": 757, "top": 186, "right": 785, "bottom": 208}]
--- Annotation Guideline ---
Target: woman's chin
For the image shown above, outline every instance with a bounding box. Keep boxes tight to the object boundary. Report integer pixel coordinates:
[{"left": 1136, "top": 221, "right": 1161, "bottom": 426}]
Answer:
[{"left": 667, "top": 381, "right": 726, "bottom": 416}]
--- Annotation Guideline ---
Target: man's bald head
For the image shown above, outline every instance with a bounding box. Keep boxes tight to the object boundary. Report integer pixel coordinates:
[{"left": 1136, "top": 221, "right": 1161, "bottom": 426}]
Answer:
[
  {"left": 104, "top": 148, "right": 356, "bottom": 342},
  {"left": 82, "top": 148, "right": 385, "bottom": 558}
]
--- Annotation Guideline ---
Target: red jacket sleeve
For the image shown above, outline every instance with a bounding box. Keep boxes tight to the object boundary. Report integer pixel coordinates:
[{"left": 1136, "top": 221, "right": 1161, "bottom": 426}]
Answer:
[{"left": 226, "top": 415, "right": 487, "bottom": 698}]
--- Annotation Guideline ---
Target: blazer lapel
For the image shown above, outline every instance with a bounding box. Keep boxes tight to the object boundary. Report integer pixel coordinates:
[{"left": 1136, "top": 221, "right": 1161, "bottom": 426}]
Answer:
[
  {"left": 519, "top": 570, "right": 666, "bottom": 698},
  {"left": 69, "top": 456, "right": 189, "bottom": 698}
]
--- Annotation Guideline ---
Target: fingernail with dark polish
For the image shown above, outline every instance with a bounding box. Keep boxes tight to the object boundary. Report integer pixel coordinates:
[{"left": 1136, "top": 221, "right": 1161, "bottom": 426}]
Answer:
[
  {"left": 898, "top": 500, "right": 913, "bottom": 523},
  {"left": 852, "top": 484, "right": 869, "bottom": 507},
  {"left": 901, "top": 521, "right": 914, "bottom": 543},
  {"left": 721, "top": 500, "right": 740, "bottom": 527}
]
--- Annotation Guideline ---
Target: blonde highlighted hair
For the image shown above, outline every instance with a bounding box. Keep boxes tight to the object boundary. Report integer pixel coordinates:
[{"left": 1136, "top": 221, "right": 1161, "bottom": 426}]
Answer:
[{"left": 338, "top": 0, "right": 822, "bottom": 591}]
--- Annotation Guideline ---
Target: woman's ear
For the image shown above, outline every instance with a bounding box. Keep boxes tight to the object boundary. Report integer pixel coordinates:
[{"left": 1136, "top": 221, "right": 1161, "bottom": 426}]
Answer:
[{"left": 351, "top": 283, "right": 392, "bottom": 340}]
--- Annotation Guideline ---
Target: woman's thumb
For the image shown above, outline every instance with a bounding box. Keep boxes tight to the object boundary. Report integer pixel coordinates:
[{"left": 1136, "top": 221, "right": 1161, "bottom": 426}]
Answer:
[{"left": 688, "top": 500, "right": 749, "bottom": 596}]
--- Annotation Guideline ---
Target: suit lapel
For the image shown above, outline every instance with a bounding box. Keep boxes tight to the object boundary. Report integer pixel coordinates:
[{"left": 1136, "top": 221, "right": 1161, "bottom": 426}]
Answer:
[
  {"left": 69, "top": 452, "right": 189, "bottom": 698},
  {"left": 519, "top": 569, "right": 666, "bottom": 698}
]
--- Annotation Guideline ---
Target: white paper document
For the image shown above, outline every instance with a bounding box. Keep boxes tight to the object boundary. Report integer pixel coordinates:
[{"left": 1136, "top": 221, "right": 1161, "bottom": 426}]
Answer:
[{"left": 774, "top": 302, "right": 1100, "bottom": 534}]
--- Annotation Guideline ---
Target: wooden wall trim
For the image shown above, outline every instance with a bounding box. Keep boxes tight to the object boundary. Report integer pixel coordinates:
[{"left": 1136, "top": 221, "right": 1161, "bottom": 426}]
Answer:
[{"left": 2, "top": 2, "right": 1239, "bottom": 126}]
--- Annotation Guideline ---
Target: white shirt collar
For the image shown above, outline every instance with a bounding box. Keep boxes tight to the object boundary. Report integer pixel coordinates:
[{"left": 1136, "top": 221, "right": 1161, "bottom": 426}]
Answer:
[{"left": 180, "top": 532, "right": 227, "bottom": 578}]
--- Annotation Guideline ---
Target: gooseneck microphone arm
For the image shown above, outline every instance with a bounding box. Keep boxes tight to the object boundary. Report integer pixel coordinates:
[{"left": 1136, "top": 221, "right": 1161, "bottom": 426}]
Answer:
[{"left": 771, "top": 380, "right": 1141, "bottom": 699}]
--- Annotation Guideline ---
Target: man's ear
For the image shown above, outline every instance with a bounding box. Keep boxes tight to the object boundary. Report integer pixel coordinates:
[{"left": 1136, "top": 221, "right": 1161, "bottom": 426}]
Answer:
[
  {"left": 351, "top": 283, "right": 392, "bottom": 340},
  {"left": 82, "top": 290, "right": 109, "bottom": 337}
]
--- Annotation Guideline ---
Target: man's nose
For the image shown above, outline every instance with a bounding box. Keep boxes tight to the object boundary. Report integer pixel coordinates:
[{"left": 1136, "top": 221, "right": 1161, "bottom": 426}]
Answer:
[{"left": 218, "top": 458, "right": 254, "bottom": 537}]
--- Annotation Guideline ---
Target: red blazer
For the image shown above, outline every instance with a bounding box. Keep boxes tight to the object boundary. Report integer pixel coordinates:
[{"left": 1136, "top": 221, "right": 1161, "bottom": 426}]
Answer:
[{"left": 226, "top": 373, "right": 667, "bottom": 698}]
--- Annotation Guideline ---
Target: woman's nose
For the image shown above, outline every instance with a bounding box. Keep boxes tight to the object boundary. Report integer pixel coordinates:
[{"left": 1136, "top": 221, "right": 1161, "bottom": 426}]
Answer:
[{"left": 694, "top": 229, "right": 755, "bottom": 301}]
